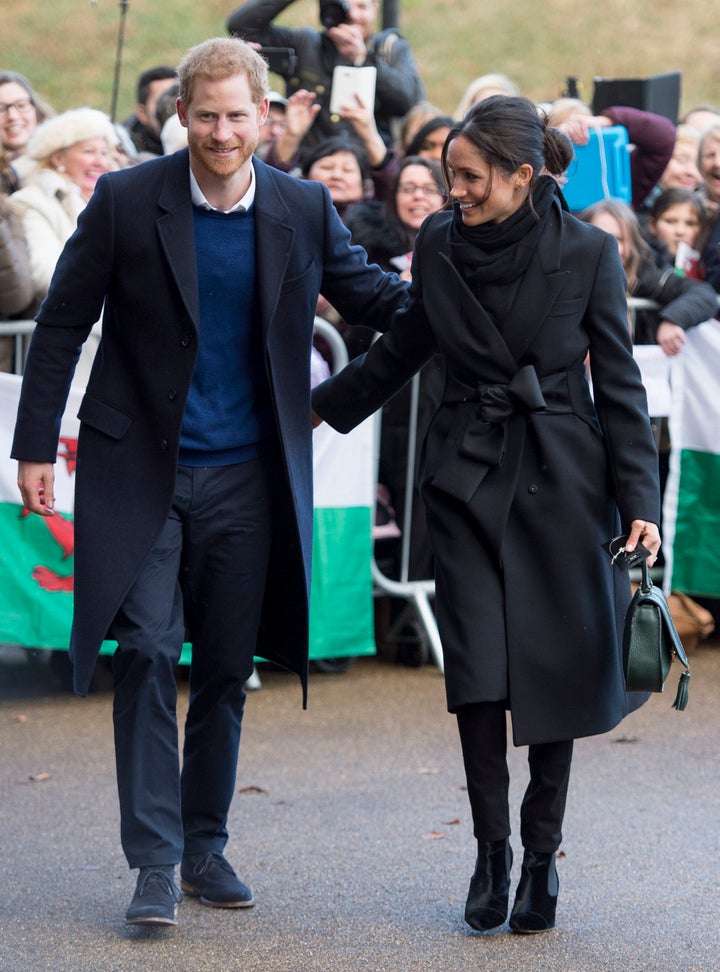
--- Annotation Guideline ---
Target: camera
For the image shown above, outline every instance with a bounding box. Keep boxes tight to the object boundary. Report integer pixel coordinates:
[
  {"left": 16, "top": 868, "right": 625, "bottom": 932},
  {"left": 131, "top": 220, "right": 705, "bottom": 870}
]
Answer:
[
  {"left": 258, "top": 47, "right": 298, "bottom": 76},
  {"left": 319, "top": 0, "right": 351, "bottom": 29}
]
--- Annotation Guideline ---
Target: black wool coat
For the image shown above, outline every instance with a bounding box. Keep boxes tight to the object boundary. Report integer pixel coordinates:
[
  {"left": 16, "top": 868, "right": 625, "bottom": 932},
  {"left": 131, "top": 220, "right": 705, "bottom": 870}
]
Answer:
[
  {"left": 11, "top": 150, "right": 408, "bottom": 697},
  {"left": 314, "top": 197, "right": 661, "bottom": 745}
]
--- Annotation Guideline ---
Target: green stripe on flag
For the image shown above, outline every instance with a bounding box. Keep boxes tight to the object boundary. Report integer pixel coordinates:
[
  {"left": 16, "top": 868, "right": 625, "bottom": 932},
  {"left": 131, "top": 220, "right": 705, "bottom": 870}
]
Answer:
[
  {"left": 670, "top": 449, "right": 720, "bottom": 596},
  {"left": 0, "top": 501, "right": 74, "bottom": 648},
  {"left": 309, "top": 506, "right": 375, "bottom": 658}
]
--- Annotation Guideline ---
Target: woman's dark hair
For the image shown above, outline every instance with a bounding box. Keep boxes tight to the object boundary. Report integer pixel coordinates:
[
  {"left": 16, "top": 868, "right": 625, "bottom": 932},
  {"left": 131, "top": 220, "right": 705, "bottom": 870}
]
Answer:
[
  {"left": 649, "top": 186, "right": 707, "bottom": 224},
  {"left": 403, "top": 115, "right": 454, "bottom": 158},
  {"left": 300, "top": 135, "right": 369, "bottom": 181},
  {"left": 648, "top": 186, "right": 711, "bottom": 256},
  {"left": 386, "top": 154, "right": 446, "bottom": 224},
  {"left": 440, "top": 95, "right": 573, "bottom": 200}
]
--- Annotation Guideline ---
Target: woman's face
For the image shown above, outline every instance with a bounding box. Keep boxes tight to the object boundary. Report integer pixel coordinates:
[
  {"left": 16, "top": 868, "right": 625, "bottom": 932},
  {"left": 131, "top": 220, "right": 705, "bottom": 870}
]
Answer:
[
  {"left": 415, "top": 125, "right": 451, "bottom": 160},
  {"left": 394, "top": 163, "right": 445, "bottom": 232},
  {"left": 649, "top": 202, "right": 702, "bottom": 258},
  {"left": 53, "top": 137, "right": 115, "bottom": 199},
  {"left": 589, "top": 211, "right": 631, "bottom": 270},
  {"left": 446, "top": 135, "right": 529, "bottom": 226},
  {"left": 307, "top": 150, "right": 364, "bottom": 206},
  {"left": 661, "top": 142, "right": 702, "bottom": 191},
  {"left": 0, "top": 80, "right": 38, "bottom": 156}
]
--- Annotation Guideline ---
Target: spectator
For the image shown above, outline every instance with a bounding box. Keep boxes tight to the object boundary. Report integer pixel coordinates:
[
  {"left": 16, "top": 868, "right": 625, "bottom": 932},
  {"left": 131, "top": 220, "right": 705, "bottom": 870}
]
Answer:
[
  {"left": 640, "top": 124, "right": 702, "bottom": 222},
  {"left": 548, "top": 98, "right": 676, "bottom": 211},
  {"left": 395, "top": 100, "right": 445, "bottom": 156},
  {"left": 680, "top": 104, "right": 720, "bottom": 134},
  {"left": 226, "top": 0, "right": 425, "bottom": 161},
  {"left": 0, "top": 149, "right": 36, "bottom": 372},
  {"left": 580, "top": 197, "right": 717, "bottom": 352},
  {"left": 256, "top": 89, "right": 289, "bottom": 158},
  {"left": 697, "top": 124, "right": 720, "bottom": 293},
  {"left": 0, "top": 71, "right": 53, "bottom": 182},
  {"left": 10, "top": 108, "right": 118, "bottom": 385},
  {"left": 11, "top": 107, "right": 118, "bottom": 297},
  {"left": 122, "top": 65, "right": 178, "bottom": 157},
  {"left": 644, "top": 186, "right": 710, "bottom": 280},
  {"left": 402, "top": 114, "right": 454, "bottom": 161},
  {"left": 454, "top": 72, "right": 519, "bottom": 120}
]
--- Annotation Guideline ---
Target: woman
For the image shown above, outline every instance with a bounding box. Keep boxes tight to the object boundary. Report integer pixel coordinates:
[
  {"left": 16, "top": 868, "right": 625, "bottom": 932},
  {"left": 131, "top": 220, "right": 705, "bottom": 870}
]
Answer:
[
  {"left": 10, "top": 107, "right": 118, "bottom": 298},
  {"left": 580, "top": 198, "right": 717, "bottom": 354},
  {"left": 0, "top": 71, "right": 53, "bottom": 178},
  {"left": 312, "top": 96, "right": 661, "bottom": 934},
  {"left": 10, "top": 107, "right": 118, "bottom": 384},
  {"left": 645, "top": 186, "right": 709, "bottom": 279}
]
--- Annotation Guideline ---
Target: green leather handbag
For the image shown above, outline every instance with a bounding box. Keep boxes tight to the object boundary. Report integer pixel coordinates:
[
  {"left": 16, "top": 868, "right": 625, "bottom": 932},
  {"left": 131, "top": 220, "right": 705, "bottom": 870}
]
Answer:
[{"left": 622, "top": 559, "right": 691, "bottom": 710}]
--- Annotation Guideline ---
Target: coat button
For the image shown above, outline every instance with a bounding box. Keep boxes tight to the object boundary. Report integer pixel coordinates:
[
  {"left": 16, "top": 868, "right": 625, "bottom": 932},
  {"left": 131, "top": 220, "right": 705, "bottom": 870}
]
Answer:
[
  {"left": 168, "top": 389, "right": 177, "bottom": 400},
  {"left": 528, "top": 483, "right": 538, "bottom": 494},
  {"left": 160, "top": 439, "right": 168, "bottom": 451},
  {"left": 180, "top": 336, "right": 191, "bottom": 347}
]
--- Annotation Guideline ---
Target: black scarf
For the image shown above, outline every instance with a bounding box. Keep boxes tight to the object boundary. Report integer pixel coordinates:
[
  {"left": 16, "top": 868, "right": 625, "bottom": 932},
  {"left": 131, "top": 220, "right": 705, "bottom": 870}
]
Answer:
[{"left": 448, "top": 175, "right": 560, "bottom": 286}]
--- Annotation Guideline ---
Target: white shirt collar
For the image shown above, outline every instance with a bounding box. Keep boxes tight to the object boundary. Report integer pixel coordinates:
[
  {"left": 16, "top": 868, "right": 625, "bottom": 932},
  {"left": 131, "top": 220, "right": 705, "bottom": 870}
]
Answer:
[{"left": 189, "top": 160, "right": 256, "bottom": 212}]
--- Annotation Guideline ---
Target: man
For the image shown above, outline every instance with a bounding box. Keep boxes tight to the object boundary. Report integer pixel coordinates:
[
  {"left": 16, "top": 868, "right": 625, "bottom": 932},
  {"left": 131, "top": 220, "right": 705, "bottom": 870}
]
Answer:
[
  {"left": 226, "top": 0, "right": 425, "bottom": 161},
  {"left": 122, "top": 65, "right": 178, "bottom": 156},
  {"left": 12, "top": 37, "right": 407, "bottom": 927}
]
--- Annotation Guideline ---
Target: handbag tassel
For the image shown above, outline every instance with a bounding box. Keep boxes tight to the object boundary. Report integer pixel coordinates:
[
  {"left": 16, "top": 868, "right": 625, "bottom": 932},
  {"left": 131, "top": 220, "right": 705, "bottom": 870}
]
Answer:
[{"left": 672, "top": 670, "right": 691, "bottom": 711}]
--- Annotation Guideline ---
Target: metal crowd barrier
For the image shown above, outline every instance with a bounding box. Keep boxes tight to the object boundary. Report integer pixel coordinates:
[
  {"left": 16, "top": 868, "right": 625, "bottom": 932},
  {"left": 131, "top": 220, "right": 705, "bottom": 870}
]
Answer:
[
  {"left": 0, "top": 319, "right": 34, "bottom": 374},
  {"left": 2, "top": 298, "right": 702, "bottom": 675}
]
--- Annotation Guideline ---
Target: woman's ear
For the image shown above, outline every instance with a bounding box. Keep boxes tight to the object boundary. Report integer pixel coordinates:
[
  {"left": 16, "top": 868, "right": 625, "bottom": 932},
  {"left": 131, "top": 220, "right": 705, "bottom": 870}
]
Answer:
[{"left": 516, "top": 163, "right": 533, "bottom": 189}]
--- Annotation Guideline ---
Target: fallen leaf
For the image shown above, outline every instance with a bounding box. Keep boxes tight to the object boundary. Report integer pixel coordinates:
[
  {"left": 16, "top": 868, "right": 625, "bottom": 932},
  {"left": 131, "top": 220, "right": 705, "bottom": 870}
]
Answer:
[
  {"left": 29, "top": 772, "right": 51, "bottom": 782},
  {"left": 418, "top": 767, "right": 440, "bottom": 775},
  {"left": 13, "top": 714, "right": 28, "bottom": 723},
  {"left": 442, "top": 818, "right": 460, "bottom": 826},
  {"left": 426, "top": 831, "right": 446, "bottom": 840},
  {"left": 238, "top": 785, "right": 268, "bottom": 795}
]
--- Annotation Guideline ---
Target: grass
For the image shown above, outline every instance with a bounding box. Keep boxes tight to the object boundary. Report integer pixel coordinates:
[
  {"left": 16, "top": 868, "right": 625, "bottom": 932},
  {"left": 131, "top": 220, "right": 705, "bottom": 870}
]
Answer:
[{"left": 2, "top": 0, "right": 719, "bottom": 123}]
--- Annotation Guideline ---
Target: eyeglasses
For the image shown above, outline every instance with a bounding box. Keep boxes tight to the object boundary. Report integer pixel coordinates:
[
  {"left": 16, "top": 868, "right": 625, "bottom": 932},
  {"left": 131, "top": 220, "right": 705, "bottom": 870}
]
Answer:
[
  {"left": 397, "top": 183, "right": 445, "bottom": 197},
  {"left": 0, "top": 98, "right": 34, "bottom": 117}
]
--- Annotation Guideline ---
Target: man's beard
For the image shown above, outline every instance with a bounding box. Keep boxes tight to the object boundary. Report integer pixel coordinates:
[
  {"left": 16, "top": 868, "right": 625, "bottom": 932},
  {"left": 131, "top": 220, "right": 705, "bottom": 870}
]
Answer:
[{"left": 187, "top": 131, "right": 257, "bottom": 180}]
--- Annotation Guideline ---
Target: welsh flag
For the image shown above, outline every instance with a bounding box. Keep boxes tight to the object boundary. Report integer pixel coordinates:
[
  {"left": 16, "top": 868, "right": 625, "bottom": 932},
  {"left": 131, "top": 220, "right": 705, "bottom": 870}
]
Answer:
[
  {"left": 0, "top": 373, "right": 375, "bottom": 661},
  {"left": 662, "top": 320, "right": 720, "bottom": 597}
]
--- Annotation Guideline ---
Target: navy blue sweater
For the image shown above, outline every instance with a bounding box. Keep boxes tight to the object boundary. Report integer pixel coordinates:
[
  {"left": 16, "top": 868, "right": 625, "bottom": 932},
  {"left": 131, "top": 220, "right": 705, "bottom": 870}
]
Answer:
[{"left": 179, "top": 206, "right": 274, "bottom": 465}]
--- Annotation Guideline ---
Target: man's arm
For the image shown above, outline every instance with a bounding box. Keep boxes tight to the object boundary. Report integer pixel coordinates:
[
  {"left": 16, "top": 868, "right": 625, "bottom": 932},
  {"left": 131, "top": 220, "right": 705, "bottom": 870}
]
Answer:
[{"left": 226, "top": 0, "right": 299, "bottom": 46}]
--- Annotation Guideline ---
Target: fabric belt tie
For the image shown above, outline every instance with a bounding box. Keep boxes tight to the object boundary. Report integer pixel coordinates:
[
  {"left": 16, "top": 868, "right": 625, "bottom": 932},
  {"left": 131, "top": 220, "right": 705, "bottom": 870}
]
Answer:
[{"left": 431, "top": 365, "right": 584, "bottom": 502}]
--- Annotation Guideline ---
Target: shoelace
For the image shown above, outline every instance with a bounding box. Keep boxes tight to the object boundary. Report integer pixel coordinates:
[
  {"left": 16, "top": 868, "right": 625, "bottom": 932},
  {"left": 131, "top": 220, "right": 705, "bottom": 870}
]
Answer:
[
  {"left": 137, "top": 869, "right": 181, "bottom": 901},
  {"left": 192, "top": 852, "right": 232, "bottom": 878}
]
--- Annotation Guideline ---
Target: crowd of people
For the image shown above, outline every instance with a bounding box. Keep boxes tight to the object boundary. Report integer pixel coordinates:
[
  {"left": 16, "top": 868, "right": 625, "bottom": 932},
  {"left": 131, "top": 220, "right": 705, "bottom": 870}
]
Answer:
[{"left": 3, "top": 0, "right": 719, "bottom": 940}]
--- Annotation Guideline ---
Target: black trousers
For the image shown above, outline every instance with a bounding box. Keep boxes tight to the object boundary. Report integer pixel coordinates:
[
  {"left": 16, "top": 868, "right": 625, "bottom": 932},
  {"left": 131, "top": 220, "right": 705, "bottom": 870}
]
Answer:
[
  {"left": 109, "top": 458, "right": 285, "bottom": 868},
  {"left": 456, "top": 701, "right": 573, "bottom": 853}
]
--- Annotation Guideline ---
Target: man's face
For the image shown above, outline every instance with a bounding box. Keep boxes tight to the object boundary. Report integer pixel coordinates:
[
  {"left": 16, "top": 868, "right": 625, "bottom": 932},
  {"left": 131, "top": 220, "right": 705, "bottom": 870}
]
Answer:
[
  {"left": 137, "top": 77, "right": 177, "bottom": 135},
  {"left": 178, "top": 73, "right": 267, "bottom": 182},
  {"left": 347, "top": 0, "right": 378, "bottom": 40}
]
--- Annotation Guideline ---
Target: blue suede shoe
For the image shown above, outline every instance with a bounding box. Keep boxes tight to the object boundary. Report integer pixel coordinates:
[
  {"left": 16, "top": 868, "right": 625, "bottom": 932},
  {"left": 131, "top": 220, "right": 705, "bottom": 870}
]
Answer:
[
  {"left": 180, "top": 852, "right": 254, "bottom": 909},
  {"left": 126, "top": 867, "right": 182, "bottom": 925}
]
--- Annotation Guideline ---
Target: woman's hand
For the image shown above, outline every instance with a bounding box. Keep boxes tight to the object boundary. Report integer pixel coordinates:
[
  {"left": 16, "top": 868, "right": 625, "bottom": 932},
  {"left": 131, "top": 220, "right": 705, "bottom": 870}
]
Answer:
[{"left": 625, "top": 519, "right": 661, "bottom": 565}]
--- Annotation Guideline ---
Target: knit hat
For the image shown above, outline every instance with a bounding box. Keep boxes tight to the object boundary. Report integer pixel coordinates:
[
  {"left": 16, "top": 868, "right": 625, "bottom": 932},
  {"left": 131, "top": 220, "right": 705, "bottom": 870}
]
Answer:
[{"left": 27, "top": 107, "right": 119, "bottom": 161}]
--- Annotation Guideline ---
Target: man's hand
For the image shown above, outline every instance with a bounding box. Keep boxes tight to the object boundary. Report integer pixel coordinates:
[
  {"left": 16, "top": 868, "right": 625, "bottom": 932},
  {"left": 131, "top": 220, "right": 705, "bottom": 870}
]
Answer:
[
  {"left": 656, "top": 321, "right": 687, "bottom": 357},
  {"left": 17, "top": 461, "right": 56, "bottom": 516},
  {"left": 327, "top": 23, "right": 367, "bottom": 63}
]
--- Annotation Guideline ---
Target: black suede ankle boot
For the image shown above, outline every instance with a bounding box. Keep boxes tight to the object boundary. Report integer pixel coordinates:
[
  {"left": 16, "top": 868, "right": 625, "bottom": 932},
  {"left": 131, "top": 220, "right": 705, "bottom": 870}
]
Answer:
[
  {"left": 509, "top": 849, "right": 558, "bottom": 934},
  {"left": 464, "top": 838, "right": 513, "bottom": 931}
]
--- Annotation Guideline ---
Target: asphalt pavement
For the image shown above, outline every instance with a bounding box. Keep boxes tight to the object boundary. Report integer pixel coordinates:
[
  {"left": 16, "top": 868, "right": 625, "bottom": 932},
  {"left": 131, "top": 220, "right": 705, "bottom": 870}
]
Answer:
[{"left": 1, "top": 639, "right": 719, "bottom": 972}]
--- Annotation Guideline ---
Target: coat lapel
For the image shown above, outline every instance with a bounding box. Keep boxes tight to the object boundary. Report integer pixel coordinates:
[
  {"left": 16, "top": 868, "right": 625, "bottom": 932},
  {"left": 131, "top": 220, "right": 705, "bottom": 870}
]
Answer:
[
  {"left": 156, "top": 149, "right": 200, "bottom": 332},
  {"left": 502, "top": 200, "right": 570, "bottom": 363},
  {"left": 252, "top": 161, "right": 296, "bottom": 337}
]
